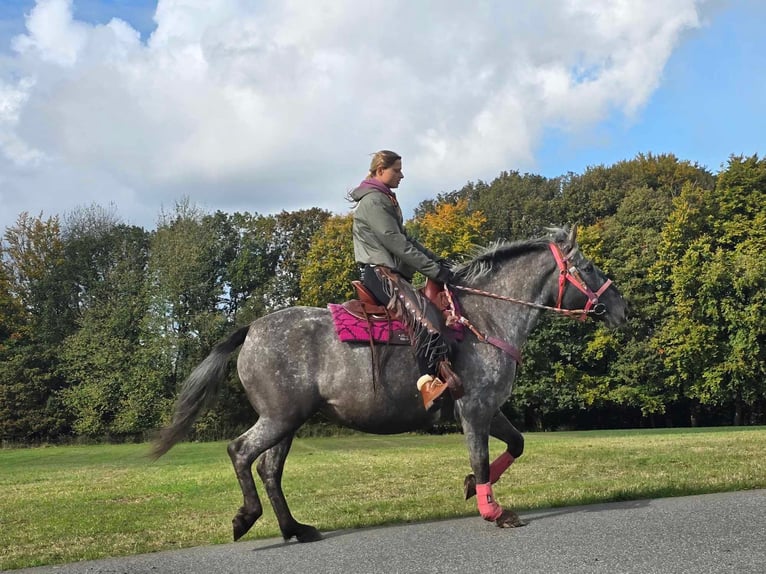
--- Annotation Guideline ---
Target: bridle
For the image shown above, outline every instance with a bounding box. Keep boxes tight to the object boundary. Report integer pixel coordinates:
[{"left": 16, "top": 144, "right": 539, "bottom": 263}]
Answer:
[
  {"left": 450, "top": 242, "right": 613, "bottom": 321},
  {"left": 442, "top": 241, "right": 614, "bottom": 364},
  {"left": 548, "top": 242, "right": 612, "bottom": 321}
]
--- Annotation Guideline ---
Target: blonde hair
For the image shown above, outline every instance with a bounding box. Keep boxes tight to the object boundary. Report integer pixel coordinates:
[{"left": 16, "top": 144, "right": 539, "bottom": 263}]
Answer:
[{"left": 367, "top": 150, "right": 401, "bottom": 178}]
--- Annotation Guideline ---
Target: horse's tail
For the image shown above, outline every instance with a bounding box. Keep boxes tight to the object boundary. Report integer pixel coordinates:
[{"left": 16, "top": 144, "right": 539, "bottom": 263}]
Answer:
[{"left": 151, "top": 325, "right": 250, "bottom": 459}]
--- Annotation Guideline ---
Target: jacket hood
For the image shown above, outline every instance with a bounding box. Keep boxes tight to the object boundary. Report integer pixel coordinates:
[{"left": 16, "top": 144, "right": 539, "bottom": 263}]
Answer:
[
  {"left": 350, "top": 186, "right": 375, "bottom": 202},
  {"left": 350, "top": 179, "right": 394, "bottom": 202}
]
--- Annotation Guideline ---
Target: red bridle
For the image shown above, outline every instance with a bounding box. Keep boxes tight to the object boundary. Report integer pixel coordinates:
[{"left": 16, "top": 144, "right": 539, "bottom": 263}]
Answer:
[
  {"left": 549, "top": 243, "right": 612, "bottom": 321},
  {"left": 444, "top": 241, "right": 614, "bottom": 363}
]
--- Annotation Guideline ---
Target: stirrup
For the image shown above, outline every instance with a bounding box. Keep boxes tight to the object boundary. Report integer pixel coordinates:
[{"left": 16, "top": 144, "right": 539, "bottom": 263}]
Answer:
[{"left": 417, "top": 374, "right": 448, "bottom": 410}]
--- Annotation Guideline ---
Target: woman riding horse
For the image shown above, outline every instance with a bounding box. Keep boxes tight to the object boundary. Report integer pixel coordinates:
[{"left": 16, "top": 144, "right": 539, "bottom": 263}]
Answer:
[
  {"left": 153, "top": 208, "right": 628, "bottom": 543},
  {"left": 349, "top": 149, "right": 459, "bottom": 410}
]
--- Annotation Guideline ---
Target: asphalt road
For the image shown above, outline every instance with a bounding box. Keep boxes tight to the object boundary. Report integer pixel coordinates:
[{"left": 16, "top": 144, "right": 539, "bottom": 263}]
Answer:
[{"left": 12, "top": 490, "right": 766, "bottom": 574}]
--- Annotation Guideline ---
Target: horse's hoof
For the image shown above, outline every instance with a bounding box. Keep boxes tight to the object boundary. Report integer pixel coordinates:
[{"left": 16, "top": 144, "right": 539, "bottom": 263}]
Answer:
[
  {"left": 283, "top": 523, "right": 323, "bottom": 543},
  {"left": 495, "top": 509, "right": 526, "bottom": 528},
  {"left": 463, "top": 474, "right": 477, "bottom": 500},
  {"left": 232, "top": 509, "right": 260, "bottom": 541},
  {"left": 296, "top": 525, "right": 323, "bottom": 543}
]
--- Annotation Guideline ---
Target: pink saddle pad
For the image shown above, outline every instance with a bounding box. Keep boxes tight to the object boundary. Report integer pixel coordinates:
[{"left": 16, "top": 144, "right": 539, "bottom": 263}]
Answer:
[{"left": 328, "top": 303, "right": 410, "bottom": 344}]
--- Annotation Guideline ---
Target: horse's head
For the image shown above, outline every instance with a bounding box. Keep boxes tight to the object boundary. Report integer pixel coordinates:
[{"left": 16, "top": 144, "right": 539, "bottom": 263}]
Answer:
[
  {"left": 453, "top": 226, "right": 628, "bottom": 328},
  {"left": 549, "top": 226, "right": 628, "bottom": 328}
]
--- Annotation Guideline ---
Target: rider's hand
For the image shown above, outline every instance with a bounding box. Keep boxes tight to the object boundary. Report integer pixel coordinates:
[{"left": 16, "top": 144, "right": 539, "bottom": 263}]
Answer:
[{"left": 436, "top": 264, "right": 455, "bottom": 285}]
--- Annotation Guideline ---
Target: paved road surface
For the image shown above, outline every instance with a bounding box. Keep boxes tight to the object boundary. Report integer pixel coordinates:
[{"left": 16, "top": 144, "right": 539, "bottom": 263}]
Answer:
[{"left": 12, "top": 490, "right": 766, "bottom": 574}]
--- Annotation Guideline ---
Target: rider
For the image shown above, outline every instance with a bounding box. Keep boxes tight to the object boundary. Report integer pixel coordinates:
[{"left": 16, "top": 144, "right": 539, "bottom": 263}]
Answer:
[{"left": 348, "top": 149, "right": 460, "bottom": 410}]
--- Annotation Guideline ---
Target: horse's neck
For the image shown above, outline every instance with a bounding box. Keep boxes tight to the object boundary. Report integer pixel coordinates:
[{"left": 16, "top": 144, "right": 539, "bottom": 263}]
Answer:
[{"left": 460, "top": 250, "right": 554, "bottom": 346}]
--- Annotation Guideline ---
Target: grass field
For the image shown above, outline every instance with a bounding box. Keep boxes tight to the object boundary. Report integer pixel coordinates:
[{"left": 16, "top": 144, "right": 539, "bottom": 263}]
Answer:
[{"left": 1, "top": 426, "right": 765, "bottom": 570}]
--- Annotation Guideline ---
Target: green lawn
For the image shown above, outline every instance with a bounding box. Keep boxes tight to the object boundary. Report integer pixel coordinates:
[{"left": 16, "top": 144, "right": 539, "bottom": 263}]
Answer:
[{"left": 1, "top": 427, "right": 765, "bottom": 570}]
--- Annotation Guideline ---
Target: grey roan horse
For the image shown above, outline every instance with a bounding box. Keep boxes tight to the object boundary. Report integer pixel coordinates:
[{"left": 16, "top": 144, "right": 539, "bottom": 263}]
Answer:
[{"left": 153, "top": 226, "right": 628, "bottom": 542}]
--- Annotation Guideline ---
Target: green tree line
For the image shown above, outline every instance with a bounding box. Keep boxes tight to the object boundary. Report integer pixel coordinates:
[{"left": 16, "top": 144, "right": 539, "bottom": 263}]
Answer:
[{"left": 1, "top": 153, "right": 764, "bottom": 443}]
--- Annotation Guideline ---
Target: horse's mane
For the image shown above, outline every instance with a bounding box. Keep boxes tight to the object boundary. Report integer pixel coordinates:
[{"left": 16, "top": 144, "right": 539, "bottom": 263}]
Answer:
[{"left": 454, "top": 227, "right": 570, "bottom": 284}]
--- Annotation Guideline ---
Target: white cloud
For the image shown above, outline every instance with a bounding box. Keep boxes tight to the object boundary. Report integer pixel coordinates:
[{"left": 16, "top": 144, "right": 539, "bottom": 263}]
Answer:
[
  {"left": 0, "top": 0, "right": 706, "bottom": 230},
  {"left": 12, "top": 0, "right": 88, "bottom": 66}
]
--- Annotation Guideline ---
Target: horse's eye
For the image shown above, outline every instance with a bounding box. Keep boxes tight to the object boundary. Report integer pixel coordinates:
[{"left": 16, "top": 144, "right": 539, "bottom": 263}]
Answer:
[{"left": 583, "top": 263, "right": 594, "bottom": 273}]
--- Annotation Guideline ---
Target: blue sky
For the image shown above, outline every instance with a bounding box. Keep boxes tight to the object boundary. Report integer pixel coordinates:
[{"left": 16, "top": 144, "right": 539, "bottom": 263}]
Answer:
[
  {"left": 0, "top": 1, "right": 764, "bottom": 231},
  {"left": 537, "top": 1, "right": 766, "bottom": 177},
  {"left": 0, "top": 0, "right": 156, "bottom": 42}
]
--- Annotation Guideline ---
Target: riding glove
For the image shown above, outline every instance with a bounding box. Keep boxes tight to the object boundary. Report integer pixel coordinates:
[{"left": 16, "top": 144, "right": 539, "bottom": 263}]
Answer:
[{"left": 436, "top": 264, "right": 455, "bottom": 285}]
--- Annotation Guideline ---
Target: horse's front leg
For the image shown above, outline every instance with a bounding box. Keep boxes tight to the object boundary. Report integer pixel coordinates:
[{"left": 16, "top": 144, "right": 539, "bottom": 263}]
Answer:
[
  {"left": 464, "top": 410, "right": 524, "bottom": 499},
  {"left": 463, "top": 418, "right": 525, "bottom": 528}
]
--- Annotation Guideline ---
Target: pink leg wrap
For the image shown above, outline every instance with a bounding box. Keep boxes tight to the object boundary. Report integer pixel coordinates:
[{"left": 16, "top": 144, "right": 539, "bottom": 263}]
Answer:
[
  {"left": 475, "top": 482, "right": 503, "bottom": 521},
  {"left": 489, "top": 451, "right": 515, "bottom": 484}
]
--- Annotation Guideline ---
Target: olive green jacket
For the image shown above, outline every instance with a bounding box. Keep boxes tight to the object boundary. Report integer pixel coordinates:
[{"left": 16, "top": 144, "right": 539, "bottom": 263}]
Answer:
[{"left": 350, "top": 185, "right": 441, "bottom": 281}]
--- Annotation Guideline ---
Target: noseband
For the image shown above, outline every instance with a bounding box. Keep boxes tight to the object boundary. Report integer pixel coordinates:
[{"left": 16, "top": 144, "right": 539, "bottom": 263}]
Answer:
[{"left": 549, "top": 243, "right": 612, "bottom": 321}]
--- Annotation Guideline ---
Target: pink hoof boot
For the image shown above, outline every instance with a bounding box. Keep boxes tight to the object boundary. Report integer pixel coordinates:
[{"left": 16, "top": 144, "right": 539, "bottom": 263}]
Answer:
[{"left": 476, "top": 482, "right": 503, "bottom": 521}]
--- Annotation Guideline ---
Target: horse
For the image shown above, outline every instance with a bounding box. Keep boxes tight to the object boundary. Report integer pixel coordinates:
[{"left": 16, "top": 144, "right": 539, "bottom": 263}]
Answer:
[{"left": 152, "top": 226, "right": 628, "bottom": 542}]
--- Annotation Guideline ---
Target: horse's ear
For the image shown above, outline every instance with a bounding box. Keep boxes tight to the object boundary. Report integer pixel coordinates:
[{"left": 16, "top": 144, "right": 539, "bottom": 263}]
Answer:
[{"left": 565, "top": 224, "right": 578, "bottom": 251}]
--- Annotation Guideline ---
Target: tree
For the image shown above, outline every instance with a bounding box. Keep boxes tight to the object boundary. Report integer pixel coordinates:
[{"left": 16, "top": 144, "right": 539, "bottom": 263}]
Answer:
[
  {"left": 2, "top": 212, "right": 74, "bottom": 343},
  {"left": 57, "top": 219, "right": 160, "bottom": 438},
  {"left": 418, "top": 172, "right": 563, "bottom": 242},
  {"left": 573, "top": 186, "right": 676, "bottom": 420},
  {"left": 0, "top": 261, "right": 26, "bottom": 354},
  {"left": 0, "top": 213, "right": 72, "bottom": 441},
  {"left": 560, "top": 153, "right": 714, "bottom": 226},
  {"left": 0, "top": 257, "right": 35, "bottom": 443},
  {"left": 298, "top": 214, "right": 356, "bottom": 307},
  {"left": 541, "top": 155, "right": 716, "bottom": 425},
  {"left": 506, "top": 155, "right": 716, "bottom": 428},
  {"left": 510, "top": 316, "right": 593, "bottom": 430},
  {"left": 147, "top": 200, "right": 230, "bottom": 390},
  {"left": 652, "top": 155, "right": 766, "bottom": 425},
  {"left": 408, "top": 198, "right": 490, "bottom": 260},
  {"left": 266, "top": 208, "right": 331, "bottom": 310},
  {"left": 225, "top": 212, "right": 280, "bottom": 322},
  {"left": 61, "top": 204, "right": 123, "bottom": 314}
]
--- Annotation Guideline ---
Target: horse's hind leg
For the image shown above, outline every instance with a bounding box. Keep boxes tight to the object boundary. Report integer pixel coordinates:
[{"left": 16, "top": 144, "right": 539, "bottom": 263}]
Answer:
[
  {"left": 257, "top": 434, "right": 322, "bottom": 543},
  {"left": 228, "top": 418, "right": 296, "bottom": 541}
]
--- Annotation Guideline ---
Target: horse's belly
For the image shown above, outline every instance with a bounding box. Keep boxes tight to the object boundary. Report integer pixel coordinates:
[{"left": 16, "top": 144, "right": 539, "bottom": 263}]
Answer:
[{"left": 320, "top": 396, "right": 439, "bottom": 435}]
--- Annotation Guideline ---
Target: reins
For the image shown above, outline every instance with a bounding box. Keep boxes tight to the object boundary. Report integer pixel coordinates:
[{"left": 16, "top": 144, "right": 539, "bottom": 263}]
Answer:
[
  {"left": 440, "top": 241, "right": 613, "bottom": 364},
  {"left": 450, "top": 284, "right": 598, "bottom": 320},
  {"left": 451, "top": 241, "right": 610, "bottom": 320},
  {"left": 443, "top": 287, "right": 523, "bottom": 365}
]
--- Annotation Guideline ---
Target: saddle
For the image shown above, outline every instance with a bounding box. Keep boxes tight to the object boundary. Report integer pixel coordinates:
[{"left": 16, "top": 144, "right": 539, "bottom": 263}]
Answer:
[
  {"left": 329, "top": 277, "right": 466, "bottom": 399},
  {"left": 327, "top": 278, "right": 462, "bottom": 346},
  {"left": 345, "top": 280, "right": 389, "bottom": 319},
  {"left": 348, "top": 279, "right": 461, "bottom": 334}
]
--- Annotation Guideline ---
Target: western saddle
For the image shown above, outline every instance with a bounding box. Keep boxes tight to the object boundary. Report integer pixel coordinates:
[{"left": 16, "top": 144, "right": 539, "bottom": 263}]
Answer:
[{"left": 346, "top": 279, "right": 451, "bottom": 320}]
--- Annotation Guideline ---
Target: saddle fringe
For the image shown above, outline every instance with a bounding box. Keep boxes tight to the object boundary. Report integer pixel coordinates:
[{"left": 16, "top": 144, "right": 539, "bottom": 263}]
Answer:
[{"left": 374, "top": 267, "right": 453, "bottom": 373}]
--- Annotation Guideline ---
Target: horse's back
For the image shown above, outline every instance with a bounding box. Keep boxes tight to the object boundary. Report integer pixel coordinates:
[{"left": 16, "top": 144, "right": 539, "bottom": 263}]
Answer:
[{"left": 237, "top": 306, "right": 338, "bottom": 386}]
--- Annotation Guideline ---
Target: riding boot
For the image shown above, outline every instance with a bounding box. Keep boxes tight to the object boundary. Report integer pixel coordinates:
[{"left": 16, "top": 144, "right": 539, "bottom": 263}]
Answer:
[
  {"left": 374, "top": 267, "right": 460, "bottom": 409},
  {"left": 437, "top": 360, "right": 464, "bottom": 399},
  {"left": 416, "top": 374, "right": 448, "bottom": 410}
]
